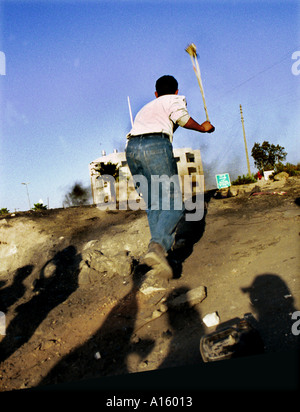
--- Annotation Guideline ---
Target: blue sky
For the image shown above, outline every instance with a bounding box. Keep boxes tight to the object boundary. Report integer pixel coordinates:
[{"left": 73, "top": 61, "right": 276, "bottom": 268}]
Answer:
[{"left": 0, "top": 0, "right": 299, "bottom": 211}]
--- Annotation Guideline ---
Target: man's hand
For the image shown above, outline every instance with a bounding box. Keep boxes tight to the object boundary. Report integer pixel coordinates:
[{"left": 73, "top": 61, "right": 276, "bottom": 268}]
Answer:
[
  {"left": 183, "top": 117, "right": 215, "bottom": 133},
  {"left": 201, "top": 121, "right": 215, "bottom": 133}
]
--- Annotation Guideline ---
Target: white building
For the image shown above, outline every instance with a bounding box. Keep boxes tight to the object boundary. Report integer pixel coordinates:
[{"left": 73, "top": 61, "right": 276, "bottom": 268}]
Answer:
[{"left": 89, "top": 148, "right": 204, "bottom": 205}]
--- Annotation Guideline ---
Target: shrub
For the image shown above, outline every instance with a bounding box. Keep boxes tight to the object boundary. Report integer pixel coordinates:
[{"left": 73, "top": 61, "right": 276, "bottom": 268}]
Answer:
[
  {"left": 0, "top": 208, "right": 10, "bottom": 215},
  {"left": 32, "top": 203, "right": 47, "bottom": 211},
  {"left": 273, "top": 162, "right": 300, "bottom": 177},
  {"left": 232, "top": 174, "right": 257, "bottom": 185}
]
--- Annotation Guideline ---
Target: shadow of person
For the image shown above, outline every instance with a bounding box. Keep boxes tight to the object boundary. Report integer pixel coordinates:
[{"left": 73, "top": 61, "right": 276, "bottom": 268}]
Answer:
[
  {"left": 0, "top": 246, "right": 81, "bottom": 363},
  {"left": 168, "top": 190, "right": 215, "bottom": 279},
  {"left": 241, "top": 273, "right": 299, "bottom": 353},
  {"left": 0, "top": 265, "right": 34, "bottom": 312},
  {"left": 38, "top": 263, "right": 155, "bottom": 388},
  {"left": 158, "top": 287, "right": 205, "bottom": 370}
]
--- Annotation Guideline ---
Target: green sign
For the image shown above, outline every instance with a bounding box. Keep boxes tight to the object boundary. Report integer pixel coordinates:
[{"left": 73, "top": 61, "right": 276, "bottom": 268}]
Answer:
[{"left": 216, "top": 173, "right": 231, "bottom": 189}]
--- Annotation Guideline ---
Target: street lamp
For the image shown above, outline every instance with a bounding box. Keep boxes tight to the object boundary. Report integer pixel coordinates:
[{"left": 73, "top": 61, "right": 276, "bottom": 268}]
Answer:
[{"left": 21, "top": 182, "right": 31, "bottom": 210}]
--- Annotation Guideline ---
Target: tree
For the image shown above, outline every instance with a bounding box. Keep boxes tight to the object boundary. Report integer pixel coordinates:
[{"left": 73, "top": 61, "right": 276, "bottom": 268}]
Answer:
[{"left": 251, "top": 141, "right": 287, "bottom": 171}]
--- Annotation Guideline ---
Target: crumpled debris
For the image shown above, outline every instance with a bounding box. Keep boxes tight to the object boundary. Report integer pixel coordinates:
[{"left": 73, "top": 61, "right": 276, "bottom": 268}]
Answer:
[{"left": 250, "top": 191, "right": 287, "bottom": 196}]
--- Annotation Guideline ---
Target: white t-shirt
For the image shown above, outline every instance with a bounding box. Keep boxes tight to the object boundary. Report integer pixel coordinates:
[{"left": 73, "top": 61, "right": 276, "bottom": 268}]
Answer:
[{"left": 126, "top": 94, "right": 190, "bottom": 143}]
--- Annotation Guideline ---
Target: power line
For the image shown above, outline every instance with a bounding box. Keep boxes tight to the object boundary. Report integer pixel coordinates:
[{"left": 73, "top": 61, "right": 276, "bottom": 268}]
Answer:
[
  {"left": 217, "top": 51, "right": 292, "bottom": 100},
  {"left": 201, "top": 51, "right": 298, "bottom": 174}
]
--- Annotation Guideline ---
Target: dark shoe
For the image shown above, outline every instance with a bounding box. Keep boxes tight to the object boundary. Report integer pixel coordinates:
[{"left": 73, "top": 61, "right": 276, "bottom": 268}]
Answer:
[{"left": 142, "top": 242, "right": 173, "bottom": 280}]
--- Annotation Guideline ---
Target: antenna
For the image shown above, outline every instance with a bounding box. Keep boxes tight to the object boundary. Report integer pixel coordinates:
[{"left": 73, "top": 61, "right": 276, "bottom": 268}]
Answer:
[{"left": 127, "top": 96, "right": 134, "bottom": 127}]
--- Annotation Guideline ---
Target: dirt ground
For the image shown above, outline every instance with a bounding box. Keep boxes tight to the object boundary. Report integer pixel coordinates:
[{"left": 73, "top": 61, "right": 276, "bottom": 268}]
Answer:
[{"left": 0, "top": 176, "right": 299, "bottom": 392}]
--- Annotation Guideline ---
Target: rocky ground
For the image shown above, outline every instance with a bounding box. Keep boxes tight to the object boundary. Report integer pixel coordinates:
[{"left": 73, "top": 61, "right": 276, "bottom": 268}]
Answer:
[{"left": 0, "top": 176, "right": 299, "bottom": 392}]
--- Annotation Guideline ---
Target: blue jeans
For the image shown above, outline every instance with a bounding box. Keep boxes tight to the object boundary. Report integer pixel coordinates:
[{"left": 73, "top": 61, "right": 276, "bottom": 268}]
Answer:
[{"left": 125, "top": 134, "right": 184, "bottom": 252}]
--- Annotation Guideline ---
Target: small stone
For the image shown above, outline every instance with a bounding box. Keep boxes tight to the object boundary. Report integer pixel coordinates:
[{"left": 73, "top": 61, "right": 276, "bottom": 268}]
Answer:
[
  {"left": 159, "top": 303, "right": 168, "bottom": 313},
  {"left": 151, "top": 310, "right": 162, "bottom": 319},
  {"left": 94, "top": 351, "right": 101, "bottom": 360},
  {"left": 140, "top": 285, "right": 166, "bottom": 295},
  {"left": 215, "top": 188, "right": 229, "bottom": 198},
  {"left": 139, "top": 271, "right": 167, "bottom": 296},
  {"left": 228, "top": 186, "right": 238, "bottom": 197},
  {"left": 43, "top": 261, "right": 57, "bottom": 279},
  {"left": 40, "top": 340, "right": 56, "bottom": 350},
  {"left": 168, "top": 286, "right": 206, "bottom": 309},
  {"left": 131, "top": 335, "right": 141, "bottom": 344},
  {"left": 273, "top": 171, "right": 289, "bottom": 181}
]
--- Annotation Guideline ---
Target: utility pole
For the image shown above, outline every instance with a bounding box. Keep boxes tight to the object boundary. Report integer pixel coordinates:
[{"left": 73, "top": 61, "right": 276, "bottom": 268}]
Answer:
[
  {"left": 21, "top": 182, "right": 31, "bottom": 210},
  {"left": 239, "top": 104, "right": 251, "bottom": 176}
]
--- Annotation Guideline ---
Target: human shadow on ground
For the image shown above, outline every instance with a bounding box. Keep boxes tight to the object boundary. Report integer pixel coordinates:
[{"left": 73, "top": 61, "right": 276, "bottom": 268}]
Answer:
[
  {"left": 0, "top": 246, "right": 81, "bottom": 363},
  {"left": 39, "top": 263, "right": 155, "bottom": 388},
  {"left": 168, "top": 190, "right": 216, "bottom": 279},
  {"left": 159, "top": 274, "right": 299, "bottom": 371},
  {"left": 0, "top": 265, "right": 34, "bottom": 312},
  {"left": 241, "top": 273, "right": 299, "bottom": 353},
  {"left": 158, "top": 287, "right": 205, "bottom": 370}
]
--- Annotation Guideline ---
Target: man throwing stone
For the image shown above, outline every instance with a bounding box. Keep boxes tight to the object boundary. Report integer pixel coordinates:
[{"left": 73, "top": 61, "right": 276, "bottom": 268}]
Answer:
[{"left": 125, "top": 75, "right": 215, "bottom": 280}]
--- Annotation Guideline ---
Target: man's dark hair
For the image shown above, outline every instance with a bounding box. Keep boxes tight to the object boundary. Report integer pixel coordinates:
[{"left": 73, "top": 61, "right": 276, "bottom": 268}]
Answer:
[{"left": 155, "top": 75, "right": 178, "bottom": 97}]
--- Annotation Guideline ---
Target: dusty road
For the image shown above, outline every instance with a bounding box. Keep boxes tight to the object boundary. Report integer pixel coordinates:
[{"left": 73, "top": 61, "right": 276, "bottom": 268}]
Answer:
[{"left": 0, "top": 177, "right": 299, "bottom": 392}]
